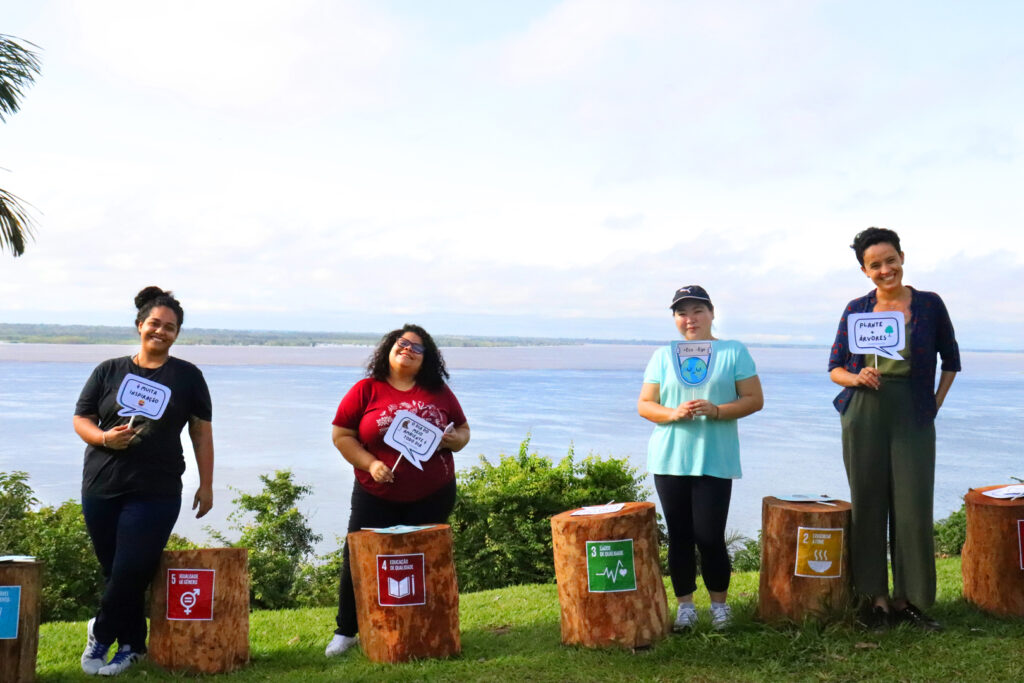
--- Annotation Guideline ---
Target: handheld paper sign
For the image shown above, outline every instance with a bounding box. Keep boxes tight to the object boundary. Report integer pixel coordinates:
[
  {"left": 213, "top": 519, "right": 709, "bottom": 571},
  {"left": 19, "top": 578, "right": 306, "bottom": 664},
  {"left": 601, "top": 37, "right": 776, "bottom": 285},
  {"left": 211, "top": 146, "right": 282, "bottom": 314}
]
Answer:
[
  {"left": 671, "top": 341, "right": 713, "bottom": 387},
  {"left": 847, "top": 311, "right": 906, "bottom": 360},
  {"left": 382, "top": 410, "right": 443, "bottom": 471},
  {"left": 115, "top": 373, "right": 172, "bottom": 420}
]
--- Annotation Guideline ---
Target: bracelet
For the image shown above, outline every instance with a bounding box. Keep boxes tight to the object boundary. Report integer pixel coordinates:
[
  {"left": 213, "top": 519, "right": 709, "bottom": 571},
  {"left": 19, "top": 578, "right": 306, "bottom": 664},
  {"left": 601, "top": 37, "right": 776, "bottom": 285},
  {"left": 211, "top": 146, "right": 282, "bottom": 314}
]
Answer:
[
  {"left": 714, "top": 405, "right": 721, "bottom": 419},
  {"left": 101, "top": 432, "right": 107, "bottom": 447}
]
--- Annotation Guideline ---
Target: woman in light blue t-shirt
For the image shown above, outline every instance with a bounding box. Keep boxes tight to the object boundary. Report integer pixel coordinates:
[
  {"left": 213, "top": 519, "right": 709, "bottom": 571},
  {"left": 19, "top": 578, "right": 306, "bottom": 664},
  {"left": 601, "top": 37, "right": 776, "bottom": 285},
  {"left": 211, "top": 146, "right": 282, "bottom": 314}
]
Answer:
[{"left": 638, "top": 285, "right": 763, "bottom": 632}]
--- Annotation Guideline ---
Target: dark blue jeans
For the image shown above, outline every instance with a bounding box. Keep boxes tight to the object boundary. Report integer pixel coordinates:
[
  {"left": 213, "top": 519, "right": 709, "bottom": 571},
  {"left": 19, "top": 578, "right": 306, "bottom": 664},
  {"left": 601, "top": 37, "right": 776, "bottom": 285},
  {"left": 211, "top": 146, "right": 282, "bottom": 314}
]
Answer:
[{"left": 82, "top": 494, "right": 181, "bottom": 651}]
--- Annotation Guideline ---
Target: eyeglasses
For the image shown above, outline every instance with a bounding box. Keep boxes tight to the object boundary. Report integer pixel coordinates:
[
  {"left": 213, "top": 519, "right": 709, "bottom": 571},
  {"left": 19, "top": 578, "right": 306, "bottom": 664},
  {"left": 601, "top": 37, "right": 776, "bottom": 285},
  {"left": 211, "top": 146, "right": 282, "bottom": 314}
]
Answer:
[{"left": 396, "top": 338, "right": 425, "bottom": 355}]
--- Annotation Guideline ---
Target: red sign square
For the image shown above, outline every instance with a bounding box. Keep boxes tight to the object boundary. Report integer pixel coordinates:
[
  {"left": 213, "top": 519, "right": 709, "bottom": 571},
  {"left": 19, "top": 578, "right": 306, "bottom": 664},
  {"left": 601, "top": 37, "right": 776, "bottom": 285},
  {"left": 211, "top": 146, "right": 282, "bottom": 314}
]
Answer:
[
  {"left": 377, "top": 553, "right": 426, "bottom": 607},
  {"left": 167, "top": 568, "right": 215, "bottom": 620}
]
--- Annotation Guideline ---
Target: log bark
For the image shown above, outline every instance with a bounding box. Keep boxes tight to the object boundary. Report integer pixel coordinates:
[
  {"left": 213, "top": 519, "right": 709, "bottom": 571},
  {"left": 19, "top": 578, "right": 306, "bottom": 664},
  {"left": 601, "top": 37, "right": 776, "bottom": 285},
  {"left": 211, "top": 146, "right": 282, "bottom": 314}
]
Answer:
[
  {"left": 757, "top": 497, "right": 851, "bottom": 623},
  {"left": 148, "top": 548, "right": 249, "bottom": 673},
  {"left": 0, "top": 561, "right": 42, "bottom": 683},
  {"left": 550, "top": 502, "right": 668, "bottom": 649},
  {"left": 349, "top": 524, "right": 460, "bottom": 663},
  {"left": 962, "top": 485, "right": 1024, "bottom": 617}
]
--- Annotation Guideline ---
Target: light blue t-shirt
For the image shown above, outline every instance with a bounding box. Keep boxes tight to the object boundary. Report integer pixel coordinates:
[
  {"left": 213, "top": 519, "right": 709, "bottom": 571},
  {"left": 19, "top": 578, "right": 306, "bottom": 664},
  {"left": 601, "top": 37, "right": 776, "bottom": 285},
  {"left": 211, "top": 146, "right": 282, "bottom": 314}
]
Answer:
[{"left": 643, "top": 340, "right": 757, "bottom": 479}]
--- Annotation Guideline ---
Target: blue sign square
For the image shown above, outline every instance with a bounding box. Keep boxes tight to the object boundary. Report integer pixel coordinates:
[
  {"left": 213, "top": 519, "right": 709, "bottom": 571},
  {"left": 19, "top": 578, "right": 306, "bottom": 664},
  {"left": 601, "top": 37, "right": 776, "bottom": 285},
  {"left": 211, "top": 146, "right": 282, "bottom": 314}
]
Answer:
[{"left": 0, "top": 585, "right": 21, "bottom": 639}]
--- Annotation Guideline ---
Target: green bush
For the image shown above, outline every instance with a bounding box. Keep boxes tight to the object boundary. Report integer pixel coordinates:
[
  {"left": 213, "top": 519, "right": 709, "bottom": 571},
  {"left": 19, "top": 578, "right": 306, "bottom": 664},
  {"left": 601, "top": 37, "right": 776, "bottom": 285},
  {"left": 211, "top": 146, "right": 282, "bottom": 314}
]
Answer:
[
  {"left": 0, "top": 471, "right": 36, "bottom": 554},
  {"left": 451, "top": 438, "right": 653, "bottom": 592},
  {"left": 25, "top": 500, "right": 104, "bottom": 621},
  {"left": 1, "top": 472, "right": 103, "bottom": 622},
  {"left": 934, "top": 503, "right": 967, "bottom": 556},
  {"left": 294, "top": 543, "right": 345, "bottom": 608},
  {"left": 730, "top": 532, "right": 762, "bottom": 572},
  {"left": 209, "top": 470, "right": 322, "bottom": 609}
]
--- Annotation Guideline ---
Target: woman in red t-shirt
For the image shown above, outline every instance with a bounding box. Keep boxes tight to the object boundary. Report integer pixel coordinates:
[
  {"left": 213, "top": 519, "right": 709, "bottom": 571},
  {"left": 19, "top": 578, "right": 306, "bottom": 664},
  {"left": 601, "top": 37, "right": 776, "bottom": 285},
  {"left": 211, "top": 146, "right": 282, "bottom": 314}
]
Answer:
[{"left": 325, "top": 324, "right": 470, "bottom": 657}]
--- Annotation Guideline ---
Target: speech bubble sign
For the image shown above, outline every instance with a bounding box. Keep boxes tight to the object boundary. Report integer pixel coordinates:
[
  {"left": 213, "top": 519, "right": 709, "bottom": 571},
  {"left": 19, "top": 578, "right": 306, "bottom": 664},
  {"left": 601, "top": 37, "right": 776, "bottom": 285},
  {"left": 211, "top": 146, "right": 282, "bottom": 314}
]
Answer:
[
  {"left": 115, "top": 373, "right": 172, "bottom": 420},
  {"left": 671, "top": 341, "right": 714, "bottom": 386},
  {"left": 382, "top": 410, "right": 443, "bottom": 471},
  {"left": 847, "top": 311, "right": 906, "bottom": 360}
]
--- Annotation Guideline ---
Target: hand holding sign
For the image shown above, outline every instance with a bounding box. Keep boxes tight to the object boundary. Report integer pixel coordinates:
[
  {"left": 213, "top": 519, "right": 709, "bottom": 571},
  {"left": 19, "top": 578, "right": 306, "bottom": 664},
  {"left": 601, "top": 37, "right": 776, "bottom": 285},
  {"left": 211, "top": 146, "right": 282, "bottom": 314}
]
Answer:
[
  {"left": 847, "top": 312, "right": 906, "bottom": 362},
  {"left": 383, "top": 410, "right": 443, "bottom": 473}
]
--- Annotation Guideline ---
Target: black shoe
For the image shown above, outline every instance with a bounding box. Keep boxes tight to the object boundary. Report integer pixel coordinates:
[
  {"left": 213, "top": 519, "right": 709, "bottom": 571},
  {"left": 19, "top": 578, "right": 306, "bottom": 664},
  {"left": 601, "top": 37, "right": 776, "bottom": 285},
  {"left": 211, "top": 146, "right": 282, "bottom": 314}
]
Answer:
[
  {"left": 858, "top": 605, "right": 890, "bottom": 631},
  {"left": 890, "top": 603, "right": 943, "bottom": 631}
]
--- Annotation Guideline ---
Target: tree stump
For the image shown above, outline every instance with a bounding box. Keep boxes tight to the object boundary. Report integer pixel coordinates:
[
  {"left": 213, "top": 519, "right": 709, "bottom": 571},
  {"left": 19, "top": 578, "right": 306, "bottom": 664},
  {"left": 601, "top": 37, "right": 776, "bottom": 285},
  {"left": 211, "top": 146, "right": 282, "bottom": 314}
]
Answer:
[
  {"left": 0, "top": 561, "right": 42, "bottom": 683},
  {"left": 550, "top": 502, "right": 668, "bottom": 649},
  {"left": 148, "top": 548, "right": 249, "bottom": 673},
  {"left": 349, "top": 524, "right": 460, "bottom": 663},
  {"left": 757, "top": 497, "right": 851, "bottom": 623},
  {"left": 962, "top": 485, "right": 1024, "bottom": 617}
]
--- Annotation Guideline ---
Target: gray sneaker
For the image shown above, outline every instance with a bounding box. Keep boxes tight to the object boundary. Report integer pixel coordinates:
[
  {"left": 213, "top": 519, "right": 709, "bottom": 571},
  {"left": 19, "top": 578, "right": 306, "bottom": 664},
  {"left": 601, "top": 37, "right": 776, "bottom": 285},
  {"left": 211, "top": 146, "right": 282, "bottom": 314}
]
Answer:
[
  {"left": 710, "top": 603, "right": 732, "bottom": 631},
  {"left": 80, "top": 618, "right": 111, "bottom": 675},
  {"left": 98, "top": 645, "right": 144, "bottom": 676},
  {"left": 672, "top": 604, "right": 698, "bottom": 632}
]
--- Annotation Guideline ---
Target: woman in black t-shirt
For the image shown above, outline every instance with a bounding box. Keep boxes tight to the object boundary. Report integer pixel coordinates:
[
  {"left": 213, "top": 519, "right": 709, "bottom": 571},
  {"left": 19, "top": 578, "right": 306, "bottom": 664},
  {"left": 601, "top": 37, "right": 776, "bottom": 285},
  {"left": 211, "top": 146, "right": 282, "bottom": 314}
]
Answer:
[{"left": 73, "top": 287, "right": 214, "bottom": 676}]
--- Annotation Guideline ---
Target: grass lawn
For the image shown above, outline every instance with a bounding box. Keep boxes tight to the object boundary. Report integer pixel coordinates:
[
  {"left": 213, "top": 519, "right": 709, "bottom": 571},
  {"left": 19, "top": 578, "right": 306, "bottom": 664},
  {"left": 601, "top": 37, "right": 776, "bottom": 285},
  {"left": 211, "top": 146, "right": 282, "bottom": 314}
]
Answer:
[{"left": 36, "top": 558, "right": 1024, "bottom": 682}]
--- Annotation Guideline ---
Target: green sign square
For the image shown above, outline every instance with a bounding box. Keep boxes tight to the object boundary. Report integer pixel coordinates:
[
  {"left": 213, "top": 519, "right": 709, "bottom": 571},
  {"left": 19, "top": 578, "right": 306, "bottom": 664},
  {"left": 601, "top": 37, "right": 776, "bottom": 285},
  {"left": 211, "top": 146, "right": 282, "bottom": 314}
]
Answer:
[{"left": 586, "top": 539, "right": 637, "bottom": 592}]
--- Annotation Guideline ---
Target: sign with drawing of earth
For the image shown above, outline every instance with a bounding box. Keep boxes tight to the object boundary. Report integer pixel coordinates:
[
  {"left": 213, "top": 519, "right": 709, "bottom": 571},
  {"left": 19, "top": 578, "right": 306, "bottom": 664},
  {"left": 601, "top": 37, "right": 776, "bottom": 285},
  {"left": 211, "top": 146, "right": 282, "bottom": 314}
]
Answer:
[{"left": 671, "top": 341, "right": 713, "bottom": 387}]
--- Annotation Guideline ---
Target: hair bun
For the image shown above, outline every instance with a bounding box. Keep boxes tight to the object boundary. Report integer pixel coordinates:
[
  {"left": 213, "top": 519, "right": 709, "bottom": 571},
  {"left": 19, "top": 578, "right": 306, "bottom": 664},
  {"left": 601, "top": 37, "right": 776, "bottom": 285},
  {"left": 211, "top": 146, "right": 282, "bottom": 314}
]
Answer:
[{"left": 135, "top": 286, "right": 170, "bottom": 310}]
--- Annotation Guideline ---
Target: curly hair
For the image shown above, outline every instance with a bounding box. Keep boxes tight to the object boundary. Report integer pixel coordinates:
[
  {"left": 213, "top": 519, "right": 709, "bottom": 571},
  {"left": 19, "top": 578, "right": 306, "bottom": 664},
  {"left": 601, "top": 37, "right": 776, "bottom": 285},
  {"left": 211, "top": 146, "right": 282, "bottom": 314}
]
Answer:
[
  {"left": 366, "top": 324, "right": 450, "bottom": 391},
  {"left": 851, "top": 227, "right": 902, "bottom": 266},
  {"left": 134, "top": 286, "right": 184, "bottom": 327}
]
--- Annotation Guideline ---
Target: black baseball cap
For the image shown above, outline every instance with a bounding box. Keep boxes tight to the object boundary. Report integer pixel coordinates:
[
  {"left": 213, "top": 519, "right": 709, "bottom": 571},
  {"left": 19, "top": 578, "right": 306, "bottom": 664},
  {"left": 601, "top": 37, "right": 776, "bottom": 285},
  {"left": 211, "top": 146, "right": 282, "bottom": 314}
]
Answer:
[{"left": 669, "top": 285, "right": 712, "bottom": 309}]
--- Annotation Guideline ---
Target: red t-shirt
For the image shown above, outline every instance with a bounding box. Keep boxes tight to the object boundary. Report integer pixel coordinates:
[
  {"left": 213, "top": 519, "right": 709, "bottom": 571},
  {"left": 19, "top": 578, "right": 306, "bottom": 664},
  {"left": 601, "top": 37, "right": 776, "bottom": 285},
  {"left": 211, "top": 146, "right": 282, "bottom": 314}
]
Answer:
[{"left": 332, "top": 378, "right": 467, "bottom": 502}]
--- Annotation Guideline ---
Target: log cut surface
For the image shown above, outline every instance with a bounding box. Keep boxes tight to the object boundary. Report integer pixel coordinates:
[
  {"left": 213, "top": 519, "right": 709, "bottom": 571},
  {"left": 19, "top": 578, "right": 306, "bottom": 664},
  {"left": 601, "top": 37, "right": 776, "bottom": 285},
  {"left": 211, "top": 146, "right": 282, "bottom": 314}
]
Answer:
[
  {"left": 148, "top": 548, "right": 249, "bottom": 674},
  {"left": 349, "top": 524, "right": 460, "bottom": 663},
  {"left": 758, "top": 496, "right": 851, "bottom": 623},
  {"left": 0, "top": 561, "right": 42, "bottom": 683},
  {"left": 962, "top": 485, "right": 1024, "bottom": 617},
  {"left": 551, "top": 502, "right": 668, "bottom": 649}
]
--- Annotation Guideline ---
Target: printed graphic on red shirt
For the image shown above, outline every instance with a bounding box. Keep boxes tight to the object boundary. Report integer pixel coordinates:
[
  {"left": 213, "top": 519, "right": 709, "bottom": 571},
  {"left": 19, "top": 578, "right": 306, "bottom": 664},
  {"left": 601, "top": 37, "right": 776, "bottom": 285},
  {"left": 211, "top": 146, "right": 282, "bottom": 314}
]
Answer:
[
  {"left": 375, "top": 400, "right": 447, "bottom": 434},
  {"left": 167, "top": 568, "right": 215, "bottom": 620},
  {"left": 377, "top": 553, "right": 426, "bottom": 606}
]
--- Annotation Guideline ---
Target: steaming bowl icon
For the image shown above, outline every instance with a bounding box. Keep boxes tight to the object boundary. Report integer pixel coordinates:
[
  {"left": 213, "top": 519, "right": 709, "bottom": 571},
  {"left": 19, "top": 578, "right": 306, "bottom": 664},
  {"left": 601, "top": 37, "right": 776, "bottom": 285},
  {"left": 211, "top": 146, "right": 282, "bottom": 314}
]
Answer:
[{"left": 807, "top": 560, "right": 832, "bottom": 573}]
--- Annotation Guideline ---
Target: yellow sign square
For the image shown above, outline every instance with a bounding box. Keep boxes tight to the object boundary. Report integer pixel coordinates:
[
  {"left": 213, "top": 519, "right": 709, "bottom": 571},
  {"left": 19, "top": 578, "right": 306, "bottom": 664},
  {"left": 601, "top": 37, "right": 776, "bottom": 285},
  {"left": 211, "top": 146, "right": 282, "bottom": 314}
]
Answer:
[{"left": 794, "top": 526, "right": 843, "bottom": 578}]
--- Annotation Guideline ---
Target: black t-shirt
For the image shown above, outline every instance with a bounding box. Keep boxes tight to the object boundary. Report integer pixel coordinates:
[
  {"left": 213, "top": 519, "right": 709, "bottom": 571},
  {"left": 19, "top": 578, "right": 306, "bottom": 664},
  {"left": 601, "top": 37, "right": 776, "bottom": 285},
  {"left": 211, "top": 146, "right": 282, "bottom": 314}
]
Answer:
[{"left": 75, "top": 356, "right": 212, "bottom": 498}]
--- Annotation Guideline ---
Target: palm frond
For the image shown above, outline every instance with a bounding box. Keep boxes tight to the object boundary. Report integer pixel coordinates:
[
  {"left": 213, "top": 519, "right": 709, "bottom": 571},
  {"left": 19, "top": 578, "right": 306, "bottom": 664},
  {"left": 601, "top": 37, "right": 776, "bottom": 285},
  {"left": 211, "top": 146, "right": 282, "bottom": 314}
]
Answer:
[
  {"left": 0, "top": 34, "right": 42, "bottom": 122},
  {"left": 0, "top": 188, "right": 34, "bottom": 257}
]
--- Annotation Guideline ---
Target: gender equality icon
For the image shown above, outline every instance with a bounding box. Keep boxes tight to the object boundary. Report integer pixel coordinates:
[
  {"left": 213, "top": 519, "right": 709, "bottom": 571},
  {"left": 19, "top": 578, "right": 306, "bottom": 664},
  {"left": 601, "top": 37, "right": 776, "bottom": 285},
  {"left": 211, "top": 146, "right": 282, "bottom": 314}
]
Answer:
[{"left": 671, "top": 341, "right": 713, "bottom": 387}]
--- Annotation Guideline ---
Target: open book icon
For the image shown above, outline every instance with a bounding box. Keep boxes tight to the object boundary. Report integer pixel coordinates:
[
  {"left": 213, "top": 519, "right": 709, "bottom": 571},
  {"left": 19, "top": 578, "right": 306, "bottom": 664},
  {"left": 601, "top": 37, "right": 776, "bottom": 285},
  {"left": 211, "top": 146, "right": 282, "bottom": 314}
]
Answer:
[{"left": 387, "top": 575, "right": 414, "bottom": 599}]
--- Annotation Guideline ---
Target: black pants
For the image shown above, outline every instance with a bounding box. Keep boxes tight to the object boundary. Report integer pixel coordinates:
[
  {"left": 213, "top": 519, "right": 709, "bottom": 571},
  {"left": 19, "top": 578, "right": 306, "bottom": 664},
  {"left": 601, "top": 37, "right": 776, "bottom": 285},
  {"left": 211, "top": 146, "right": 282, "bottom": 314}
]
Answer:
[
  {"left": 82, "top": 494, "right": 181, "bottom": 651},
  {"left": 335, "top": 479, "right": 457, "bottom": 636},
  {"left": 654, "top": 474, "right": 733, "bottom": 596}
]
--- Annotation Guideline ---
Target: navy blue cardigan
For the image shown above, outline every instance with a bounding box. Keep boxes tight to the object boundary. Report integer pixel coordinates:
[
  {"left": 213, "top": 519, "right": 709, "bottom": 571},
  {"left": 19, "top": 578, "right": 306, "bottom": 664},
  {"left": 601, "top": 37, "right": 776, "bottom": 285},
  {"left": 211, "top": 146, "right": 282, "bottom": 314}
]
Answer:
[{"left": 828, "top": 287, "right": 961, "bottom": 425}]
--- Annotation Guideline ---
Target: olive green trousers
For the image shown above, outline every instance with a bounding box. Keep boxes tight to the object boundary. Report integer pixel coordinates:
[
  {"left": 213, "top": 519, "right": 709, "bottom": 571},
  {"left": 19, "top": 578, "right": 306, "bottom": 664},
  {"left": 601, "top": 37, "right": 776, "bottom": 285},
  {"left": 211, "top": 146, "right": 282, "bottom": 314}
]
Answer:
[{"left": 841, "top": 377, "right": 936, "bottom": 607}]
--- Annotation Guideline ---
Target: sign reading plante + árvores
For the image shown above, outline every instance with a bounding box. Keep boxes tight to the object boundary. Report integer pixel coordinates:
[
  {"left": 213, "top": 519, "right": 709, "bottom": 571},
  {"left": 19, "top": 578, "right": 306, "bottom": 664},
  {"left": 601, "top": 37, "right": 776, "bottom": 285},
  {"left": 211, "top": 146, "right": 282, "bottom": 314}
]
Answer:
[{"left": 586, "top": 539, "right": 637, "bottom": 592}]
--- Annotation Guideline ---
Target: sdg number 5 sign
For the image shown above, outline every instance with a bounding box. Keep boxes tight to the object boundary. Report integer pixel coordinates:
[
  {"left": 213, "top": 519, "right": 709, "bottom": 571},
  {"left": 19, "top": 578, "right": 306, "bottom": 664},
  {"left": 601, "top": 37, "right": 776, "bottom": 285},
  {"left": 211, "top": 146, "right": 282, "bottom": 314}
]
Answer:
[{"left": 167, "top": 568, "right": 215, "bottom": 621}]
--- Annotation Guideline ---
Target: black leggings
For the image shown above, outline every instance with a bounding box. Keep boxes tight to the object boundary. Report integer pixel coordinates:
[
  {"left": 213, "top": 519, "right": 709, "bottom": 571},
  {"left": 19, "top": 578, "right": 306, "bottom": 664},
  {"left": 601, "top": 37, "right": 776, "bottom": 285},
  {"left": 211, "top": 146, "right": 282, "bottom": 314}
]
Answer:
[
  {"left": 654, "top": 474, "right": 733, "bottom": 596},
  {"left": 335, "top": 479, "right": 456, "bottom": 636}
]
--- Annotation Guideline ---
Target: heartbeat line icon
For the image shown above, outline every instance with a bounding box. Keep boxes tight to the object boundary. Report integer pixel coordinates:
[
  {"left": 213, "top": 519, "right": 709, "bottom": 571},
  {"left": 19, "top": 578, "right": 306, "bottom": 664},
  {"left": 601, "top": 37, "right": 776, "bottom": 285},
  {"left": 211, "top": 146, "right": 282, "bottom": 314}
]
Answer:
[{"left": 594, "top": 560, "right": 630, "bottom": 583}]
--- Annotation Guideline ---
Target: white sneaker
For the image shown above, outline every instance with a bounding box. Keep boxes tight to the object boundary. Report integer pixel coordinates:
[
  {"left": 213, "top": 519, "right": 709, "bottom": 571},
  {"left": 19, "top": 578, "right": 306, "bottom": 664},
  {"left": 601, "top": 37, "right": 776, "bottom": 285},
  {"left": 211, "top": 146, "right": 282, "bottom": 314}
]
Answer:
[
  {"left": 80, "top": 618, "right": 111, "bottom": 675},
  {"left": 672, "top": 603, "right": 698, "bottom": 632},
  {"left": 710, "top": 603, "right": 733, "bottom": 631},
  {"left": 325, "top": 633, "right": 359, "bottom": 657},
  {"left": 98, "top": 644, "right": 144, "bottom": 676}
]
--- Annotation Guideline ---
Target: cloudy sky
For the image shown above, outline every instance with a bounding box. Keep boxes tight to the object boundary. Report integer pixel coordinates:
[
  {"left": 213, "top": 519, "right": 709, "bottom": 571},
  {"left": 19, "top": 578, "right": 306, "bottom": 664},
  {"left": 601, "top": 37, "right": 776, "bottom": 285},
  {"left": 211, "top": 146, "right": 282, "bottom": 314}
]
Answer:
[{"left": 2, "top": 1, "right": 1022, "bottom": 348}]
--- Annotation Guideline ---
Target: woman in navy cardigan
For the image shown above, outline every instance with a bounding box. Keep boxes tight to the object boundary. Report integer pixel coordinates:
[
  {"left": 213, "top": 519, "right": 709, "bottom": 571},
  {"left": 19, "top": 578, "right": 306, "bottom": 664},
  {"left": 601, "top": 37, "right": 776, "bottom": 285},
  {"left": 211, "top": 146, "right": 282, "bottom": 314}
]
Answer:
[{"left": 828, "top": 227, "right": 960, "bottom": 631}]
